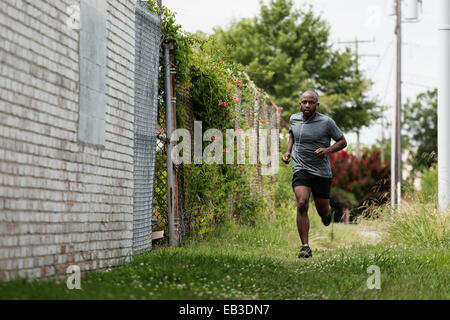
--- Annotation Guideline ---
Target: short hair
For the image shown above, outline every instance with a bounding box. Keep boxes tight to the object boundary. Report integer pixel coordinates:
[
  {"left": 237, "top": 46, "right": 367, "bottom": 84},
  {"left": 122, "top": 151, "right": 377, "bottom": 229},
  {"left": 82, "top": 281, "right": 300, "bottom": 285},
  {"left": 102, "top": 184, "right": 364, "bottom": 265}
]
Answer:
[{"left": 299, "top": 90, "right": 319, "bottom": 101}]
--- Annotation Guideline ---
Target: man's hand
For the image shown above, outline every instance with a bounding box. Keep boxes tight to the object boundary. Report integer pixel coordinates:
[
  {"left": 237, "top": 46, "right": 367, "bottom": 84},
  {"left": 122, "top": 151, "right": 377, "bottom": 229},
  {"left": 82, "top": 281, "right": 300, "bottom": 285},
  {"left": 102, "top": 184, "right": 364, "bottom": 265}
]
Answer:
[
  {"left": 282, "top": 152, "right": 291, "bottom": 164},
  {"left": 314, "top": 148, "right": 330, "bottom": 159}
]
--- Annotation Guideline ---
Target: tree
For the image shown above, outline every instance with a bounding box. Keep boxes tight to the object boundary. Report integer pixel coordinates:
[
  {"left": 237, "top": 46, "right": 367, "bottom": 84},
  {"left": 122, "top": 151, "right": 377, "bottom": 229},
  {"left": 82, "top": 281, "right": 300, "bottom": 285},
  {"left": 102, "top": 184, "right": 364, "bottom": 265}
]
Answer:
[
  {"left": 213, "top": 0, "right": 381, "bottom": 135},
  {"left": 402, "top": 89, "right": 437, "bottom": 172},
  {"left": 326, "top": 66, "right": 381, "bottom": 132}
]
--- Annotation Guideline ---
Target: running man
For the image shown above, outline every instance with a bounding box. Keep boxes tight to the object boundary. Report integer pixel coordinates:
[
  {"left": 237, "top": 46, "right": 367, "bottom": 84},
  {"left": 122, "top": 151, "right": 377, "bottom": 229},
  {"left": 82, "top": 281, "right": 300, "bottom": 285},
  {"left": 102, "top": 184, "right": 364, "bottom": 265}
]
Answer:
[{"left": 282, "top": 91, "right": 347, "bottom": 258}]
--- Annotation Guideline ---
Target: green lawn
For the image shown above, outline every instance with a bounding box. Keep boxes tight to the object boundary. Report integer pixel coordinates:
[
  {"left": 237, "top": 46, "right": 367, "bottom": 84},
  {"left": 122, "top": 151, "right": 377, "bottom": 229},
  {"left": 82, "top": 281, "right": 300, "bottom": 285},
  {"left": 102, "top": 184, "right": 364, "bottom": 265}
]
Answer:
[{"left": 0, "top": 206, "right": 449, "bottom": 300}]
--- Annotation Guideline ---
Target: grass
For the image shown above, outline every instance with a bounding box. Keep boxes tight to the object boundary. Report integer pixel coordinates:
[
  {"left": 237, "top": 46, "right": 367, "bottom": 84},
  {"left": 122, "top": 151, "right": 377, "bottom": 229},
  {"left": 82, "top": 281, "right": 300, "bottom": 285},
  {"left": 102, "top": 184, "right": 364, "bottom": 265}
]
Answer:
[
  {"left": 0, "top": 204, "right": 449, "bottom": 300},
  {"left": 375, "top": 202, "right": 449, "bottom": 249}
]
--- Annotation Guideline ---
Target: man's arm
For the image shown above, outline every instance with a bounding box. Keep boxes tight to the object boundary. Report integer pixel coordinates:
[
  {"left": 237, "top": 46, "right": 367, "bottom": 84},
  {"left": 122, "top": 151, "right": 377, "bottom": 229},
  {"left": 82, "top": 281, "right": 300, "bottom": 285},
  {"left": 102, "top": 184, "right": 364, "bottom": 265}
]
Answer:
[
  {"left": 282, "top": 131, "right": 294, "bottom": 163},
  {"left": 314, "top": 136, "right": 347, "bottom": 159}
]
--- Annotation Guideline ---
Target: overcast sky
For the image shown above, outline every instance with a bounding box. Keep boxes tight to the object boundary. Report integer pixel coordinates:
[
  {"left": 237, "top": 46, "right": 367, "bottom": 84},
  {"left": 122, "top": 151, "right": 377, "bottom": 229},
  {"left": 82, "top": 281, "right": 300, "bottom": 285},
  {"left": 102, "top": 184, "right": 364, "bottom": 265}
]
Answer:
[{"left": 163, "top": 0, "right": 440, "bottom": 146}]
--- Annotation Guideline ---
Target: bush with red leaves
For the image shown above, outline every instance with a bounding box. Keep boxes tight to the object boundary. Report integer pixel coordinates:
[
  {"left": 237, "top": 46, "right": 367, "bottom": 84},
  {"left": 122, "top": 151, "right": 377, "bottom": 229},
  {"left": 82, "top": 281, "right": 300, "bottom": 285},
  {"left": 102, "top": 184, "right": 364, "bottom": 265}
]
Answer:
[{"left": 329, "top": 149, "right": 390, "bottom": 215}]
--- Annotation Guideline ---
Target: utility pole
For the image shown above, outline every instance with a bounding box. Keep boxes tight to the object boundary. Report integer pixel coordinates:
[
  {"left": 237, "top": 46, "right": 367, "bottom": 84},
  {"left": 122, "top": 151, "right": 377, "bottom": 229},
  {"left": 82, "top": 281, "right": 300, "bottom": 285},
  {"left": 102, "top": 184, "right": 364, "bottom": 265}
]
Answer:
[
  {"left": 438, "top": 0, "right": 450, "bottom": 210},
  {"left": 337, "top": 38, "right": 378, "bottom": 158},
  {"left": 391, "top": 0, "right": 402, "bottom": 211},
  {"left": 386, "top": 0, "right": 423, "bottom": 210}
]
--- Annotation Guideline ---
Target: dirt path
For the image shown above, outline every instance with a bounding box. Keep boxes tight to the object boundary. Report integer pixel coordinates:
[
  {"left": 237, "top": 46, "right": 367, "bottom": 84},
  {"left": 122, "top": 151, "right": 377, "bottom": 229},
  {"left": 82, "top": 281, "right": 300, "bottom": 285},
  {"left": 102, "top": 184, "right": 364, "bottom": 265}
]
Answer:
[{"left": 357, "top": 223, "right": 383, "bottom": 245}]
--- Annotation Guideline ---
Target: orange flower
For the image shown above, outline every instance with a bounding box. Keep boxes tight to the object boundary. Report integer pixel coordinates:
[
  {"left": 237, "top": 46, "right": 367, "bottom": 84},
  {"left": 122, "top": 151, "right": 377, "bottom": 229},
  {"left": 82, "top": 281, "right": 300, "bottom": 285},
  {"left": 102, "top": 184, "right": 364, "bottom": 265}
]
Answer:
[
  {"left": 259, "top": 120, "right": 265, "bottom": 124},
  {"left": 223, "top": 148, "right": 229, "bottom": 153},
  {"left": 233, "top": 78, "right": 243, "bottom": 88},
  {"left": 219, "top": 61, "right": 224, "bottom": 65},
  {"left": 232, "top": 96, "right": 240, "bottom": 103}
]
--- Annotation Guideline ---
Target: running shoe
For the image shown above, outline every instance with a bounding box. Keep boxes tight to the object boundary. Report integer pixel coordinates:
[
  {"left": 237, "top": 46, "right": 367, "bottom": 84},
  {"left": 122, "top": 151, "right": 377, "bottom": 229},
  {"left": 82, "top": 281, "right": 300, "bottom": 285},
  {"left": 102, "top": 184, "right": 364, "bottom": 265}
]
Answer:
[{"left": 298, "top": 245, "right": 312, "bottom": 258}]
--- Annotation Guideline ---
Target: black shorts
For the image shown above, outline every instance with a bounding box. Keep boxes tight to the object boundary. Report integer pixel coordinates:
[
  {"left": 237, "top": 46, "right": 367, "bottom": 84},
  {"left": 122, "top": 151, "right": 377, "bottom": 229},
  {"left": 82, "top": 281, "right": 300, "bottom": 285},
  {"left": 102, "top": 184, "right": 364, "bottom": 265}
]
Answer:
[{"left": 292, "top": 170, "right": 332, "bottom": 199}]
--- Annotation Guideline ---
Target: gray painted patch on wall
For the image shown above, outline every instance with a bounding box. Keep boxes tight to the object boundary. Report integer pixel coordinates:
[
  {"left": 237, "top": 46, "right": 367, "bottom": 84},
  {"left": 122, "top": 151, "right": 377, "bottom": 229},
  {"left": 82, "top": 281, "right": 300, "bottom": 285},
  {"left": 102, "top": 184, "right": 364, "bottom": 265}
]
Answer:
[{"left": 78, "top": 0, "right": 107, "bottom": 146}]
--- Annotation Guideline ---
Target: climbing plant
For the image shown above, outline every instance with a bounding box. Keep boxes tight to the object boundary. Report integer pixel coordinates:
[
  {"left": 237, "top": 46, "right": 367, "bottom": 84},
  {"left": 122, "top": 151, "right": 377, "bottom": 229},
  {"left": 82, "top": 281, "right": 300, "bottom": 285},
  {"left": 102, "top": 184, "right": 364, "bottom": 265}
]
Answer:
[{"left": 146, "top": 1, "right": 266, "bottom": 235}]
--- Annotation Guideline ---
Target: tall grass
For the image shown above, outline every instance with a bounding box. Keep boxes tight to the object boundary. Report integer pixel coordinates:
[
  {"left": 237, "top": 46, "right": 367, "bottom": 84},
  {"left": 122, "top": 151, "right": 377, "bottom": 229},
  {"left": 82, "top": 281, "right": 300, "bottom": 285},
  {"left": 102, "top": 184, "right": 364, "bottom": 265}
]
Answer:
[
  {"left": 363, "top": 201, "right": 449, "bottom": 249},
  {"left": 420, "top": 166, "right": 438, "bottom": 203},
  {"left": 387, "top": 205, "right": 449, "bottom": 248}
]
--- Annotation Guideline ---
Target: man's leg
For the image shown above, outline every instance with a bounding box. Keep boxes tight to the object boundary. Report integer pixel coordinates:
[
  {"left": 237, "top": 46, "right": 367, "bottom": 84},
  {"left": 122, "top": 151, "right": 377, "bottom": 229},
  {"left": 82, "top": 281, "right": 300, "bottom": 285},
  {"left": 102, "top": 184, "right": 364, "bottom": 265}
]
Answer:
[
  {"left": 293, "top": 186, "right": 312, "bottom": 245},
  {"left": 313, "top": 195, "right": 332, "bottom": 225}
]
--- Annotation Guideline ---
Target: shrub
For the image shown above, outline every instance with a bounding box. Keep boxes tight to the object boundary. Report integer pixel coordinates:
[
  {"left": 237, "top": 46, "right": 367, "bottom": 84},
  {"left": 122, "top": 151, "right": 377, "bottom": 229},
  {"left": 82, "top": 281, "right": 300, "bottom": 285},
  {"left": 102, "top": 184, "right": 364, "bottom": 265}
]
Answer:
[
  {"left": 329, "top": 149, "right": 390, "bottom": 216},
  {"left": 329, "top": 188, "right": 358, "bottom": 221}
]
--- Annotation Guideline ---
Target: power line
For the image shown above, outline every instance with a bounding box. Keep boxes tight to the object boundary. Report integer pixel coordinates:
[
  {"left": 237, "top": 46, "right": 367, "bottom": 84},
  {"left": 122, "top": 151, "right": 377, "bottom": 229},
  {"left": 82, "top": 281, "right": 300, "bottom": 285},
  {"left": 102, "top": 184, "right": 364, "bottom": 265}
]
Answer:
[
  {"left": 402, "top": 81, "right": 436, "bottom": 89},
  {"left": 371, "top": 37, "right": 396, "bottom": 80},
  {"left": 381, "top": 57, "right": 396, "bottom": 107},
  {"left": 404, "top": 73, "right": 437, "bottom": 80},
  {"left": 336, "top": 38, "right": 379, "bottom": 159}
]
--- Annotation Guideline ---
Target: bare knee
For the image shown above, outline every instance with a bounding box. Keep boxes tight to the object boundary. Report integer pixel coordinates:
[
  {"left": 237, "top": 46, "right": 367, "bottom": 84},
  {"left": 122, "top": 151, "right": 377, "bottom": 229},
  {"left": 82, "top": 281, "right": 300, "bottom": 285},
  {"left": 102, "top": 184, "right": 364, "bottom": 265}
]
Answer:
[
  {"left": 297, "top": 199, "right": 309, "bottom": 214},
  {"left": 316, "top": 203, "right": 331, "bottom": 218}
]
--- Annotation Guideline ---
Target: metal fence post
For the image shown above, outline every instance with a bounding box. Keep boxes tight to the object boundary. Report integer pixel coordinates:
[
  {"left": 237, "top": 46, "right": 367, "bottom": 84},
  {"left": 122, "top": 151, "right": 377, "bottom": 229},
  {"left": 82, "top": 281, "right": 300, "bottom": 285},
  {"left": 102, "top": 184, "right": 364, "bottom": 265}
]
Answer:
[{"left": 164, "top": 42, "right": 177, "bottom": 247}]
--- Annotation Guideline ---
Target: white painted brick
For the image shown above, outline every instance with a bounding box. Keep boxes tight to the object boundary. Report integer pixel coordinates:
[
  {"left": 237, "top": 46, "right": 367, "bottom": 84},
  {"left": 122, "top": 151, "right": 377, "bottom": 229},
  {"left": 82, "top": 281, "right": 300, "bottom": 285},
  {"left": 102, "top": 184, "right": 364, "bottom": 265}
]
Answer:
[{"left": 0, "top": 0, "right": 139, "bottom": 279}]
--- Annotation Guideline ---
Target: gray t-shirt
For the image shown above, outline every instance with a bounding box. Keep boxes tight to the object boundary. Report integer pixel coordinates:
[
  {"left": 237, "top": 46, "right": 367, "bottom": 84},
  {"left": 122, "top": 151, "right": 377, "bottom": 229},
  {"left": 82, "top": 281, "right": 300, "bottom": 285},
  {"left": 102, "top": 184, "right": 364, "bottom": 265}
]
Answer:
[{"left": 289, "top": 112, "right": 344, "bottom": 178}]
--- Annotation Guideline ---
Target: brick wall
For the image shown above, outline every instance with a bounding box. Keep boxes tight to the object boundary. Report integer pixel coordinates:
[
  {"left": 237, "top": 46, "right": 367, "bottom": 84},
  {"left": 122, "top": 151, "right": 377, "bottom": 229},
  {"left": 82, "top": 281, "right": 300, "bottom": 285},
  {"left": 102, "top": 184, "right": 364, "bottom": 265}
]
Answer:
[{"left": 0, "top": 0, "right": 138, "bottom": 279}]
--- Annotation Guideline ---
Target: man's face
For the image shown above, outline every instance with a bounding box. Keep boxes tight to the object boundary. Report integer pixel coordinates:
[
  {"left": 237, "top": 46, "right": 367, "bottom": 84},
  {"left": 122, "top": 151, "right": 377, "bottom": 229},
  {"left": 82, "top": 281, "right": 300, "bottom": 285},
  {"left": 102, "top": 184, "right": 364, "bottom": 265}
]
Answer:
[{"left": 300, "top": 92, "right": 319, "bottom": 117}]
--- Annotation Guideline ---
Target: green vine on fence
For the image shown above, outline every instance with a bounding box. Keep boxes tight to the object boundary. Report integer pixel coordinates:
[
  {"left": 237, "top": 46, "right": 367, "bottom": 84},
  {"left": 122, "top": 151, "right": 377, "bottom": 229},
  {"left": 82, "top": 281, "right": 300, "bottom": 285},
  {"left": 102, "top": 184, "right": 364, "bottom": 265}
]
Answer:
[
  {"left": 146, "top": 0, "right": 194, "bottom": 89},
  {"left": 146, "top": 1, "right": 274, "bottom": 235}
]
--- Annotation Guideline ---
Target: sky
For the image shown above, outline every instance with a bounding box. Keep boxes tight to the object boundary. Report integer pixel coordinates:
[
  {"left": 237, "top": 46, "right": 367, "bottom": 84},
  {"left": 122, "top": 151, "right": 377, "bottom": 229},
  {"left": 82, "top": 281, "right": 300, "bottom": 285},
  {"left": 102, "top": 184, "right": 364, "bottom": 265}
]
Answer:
[{"left": 163, "top": 0, "right": 440, "bottom": 146}]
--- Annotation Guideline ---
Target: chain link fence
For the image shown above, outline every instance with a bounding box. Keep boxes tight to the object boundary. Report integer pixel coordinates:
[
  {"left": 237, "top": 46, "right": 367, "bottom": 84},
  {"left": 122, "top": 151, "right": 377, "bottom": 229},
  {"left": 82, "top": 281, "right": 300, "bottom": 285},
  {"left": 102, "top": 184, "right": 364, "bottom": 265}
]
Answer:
[
  {"left": 132, "top": 2, "right": 161, "bottom": 255},
  {"left": 152, "top": 101, "right": 168, "bottom": 234}
]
